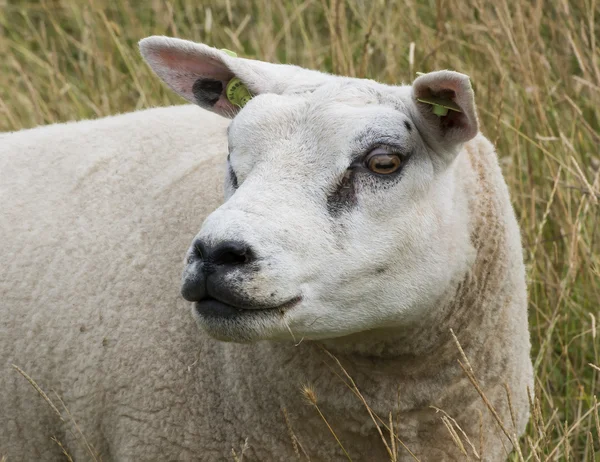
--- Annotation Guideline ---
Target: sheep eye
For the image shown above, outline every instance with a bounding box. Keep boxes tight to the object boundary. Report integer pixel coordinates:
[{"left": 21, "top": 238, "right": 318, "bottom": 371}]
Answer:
[{"left": 365, "top": 148, "right": 403, "bottom": 175}]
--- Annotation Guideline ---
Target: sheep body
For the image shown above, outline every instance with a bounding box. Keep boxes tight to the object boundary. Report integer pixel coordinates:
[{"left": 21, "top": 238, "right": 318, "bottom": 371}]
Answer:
[{"left": 1, "top": 69, "right": 533, "bottom": 460}]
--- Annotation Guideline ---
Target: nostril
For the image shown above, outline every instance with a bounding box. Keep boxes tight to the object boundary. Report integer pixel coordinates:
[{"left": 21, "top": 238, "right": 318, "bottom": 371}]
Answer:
[
  {"left": 190, "top": 239, "right": 255, "bottom": 268},
  {"left": 193, "top": 240, "right": 206, "bottom": 260},
  {"left": 211, "top": 241, "right": 254, "bottom": 267},
  {"left": 217, "top": 251, "right": 246, "bottom": 265}
]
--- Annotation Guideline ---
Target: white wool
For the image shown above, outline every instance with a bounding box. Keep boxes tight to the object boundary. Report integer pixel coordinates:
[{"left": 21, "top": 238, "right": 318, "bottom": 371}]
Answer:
[{"left": 0, "top": 38, "right": 533, "bottom": 461}]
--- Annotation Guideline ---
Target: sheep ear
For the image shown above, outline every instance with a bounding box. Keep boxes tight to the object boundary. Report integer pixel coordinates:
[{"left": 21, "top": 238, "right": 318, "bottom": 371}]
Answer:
[
  {"left": 139, "top": 36, "right": 332, "bottom": 118},
  {"left": 411, "top": 70, "right": 478, "bottom": 157}
]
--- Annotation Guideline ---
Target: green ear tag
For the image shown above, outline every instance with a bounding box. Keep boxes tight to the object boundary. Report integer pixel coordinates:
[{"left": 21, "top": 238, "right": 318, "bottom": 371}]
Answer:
[
  {"left": 226, "top": 78, "right": 253, "bottom": 108},
  {"left": 220, "top": 49, "right": 252, "bottom": 108},
  {"left": 433, "top": 104, "right": 449, "bottom": 116},
  {"left": 221, "top": 48, "right": 237, "bottom": 57},
  {"left": 416, "top": 96, "right": 462, "bottom": 117}
]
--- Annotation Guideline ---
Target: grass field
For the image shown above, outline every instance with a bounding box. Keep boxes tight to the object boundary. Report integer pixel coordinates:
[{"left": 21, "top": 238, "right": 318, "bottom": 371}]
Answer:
[{"left": 1, "top": 0, "right": 599, "bottom": 460}]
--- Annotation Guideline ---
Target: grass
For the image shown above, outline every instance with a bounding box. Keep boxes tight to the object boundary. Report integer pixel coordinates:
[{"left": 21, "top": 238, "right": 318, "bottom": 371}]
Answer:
[{"left": 1, "top": 0, "right": 599, "bottom": 459}]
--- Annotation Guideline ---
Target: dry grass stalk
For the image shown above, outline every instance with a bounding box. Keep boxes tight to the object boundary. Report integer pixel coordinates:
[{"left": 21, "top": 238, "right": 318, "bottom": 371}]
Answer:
[
  {"left": 525, "top": 436, "right": 542, "bottom": 462},
  {"left": 594, "top": 395, "right": 600, "bottom": 446},
  {"left": 301, "top": 384, "right": 353, "bottom": 461},
  {"left": 321, "top": 348, "right": 421, "bottom": 461},
  {"left": 50, "top": 436, "right": 74, "bottom": 462},
  {"left": 449, "top": 330, "right": 526, "bottom": 461},
  {"left": 231, "top": 438, "right": 249, "bottom": 462},
  {"left": 504, "top": 384, "right": 518, "bottom": 433},
  {"left": 589, "top": 363, "right": 600, "bottom": 373},
  {"left": 281, "top": 405, "right": 311, "bottom": 461},
  {"left": 11, "top": 364, "right": 62, "bottom": 419},
  {"left": 545, "top": 401, "right": 600, "bottom": 458},
  {"left": 586, "top": 431, "right": 596, "bottom": 461},
  {"left": 52, "top": 391, "right": 100, "bottom": 462},
  {"left": 440, "top": 415, "right": 469, "bottom": 458},
  {"left": 431, "top": 406, "right": 480, "bottom": 459},
  {"left": 388, "top": 412, "right": 397, "bottom": 462},
  {"left": 449, "top": 331, "right": 515, "bottom": 445},
  {"left": 11, "top": 364, "right": 99, "bottom": 462}
]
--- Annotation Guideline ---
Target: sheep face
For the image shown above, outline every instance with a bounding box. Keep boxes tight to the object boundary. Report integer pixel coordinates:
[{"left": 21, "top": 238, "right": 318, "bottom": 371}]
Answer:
[{"left": 140, "top": 37, "right": 480, "bottom": 343}]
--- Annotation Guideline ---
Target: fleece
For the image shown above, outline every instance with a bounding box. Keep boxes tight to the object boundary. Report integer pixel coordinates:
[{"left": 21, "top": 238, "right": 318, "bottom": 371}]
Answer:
[{"left": 0, "top": 104, "right": 533, "bottom": 461}]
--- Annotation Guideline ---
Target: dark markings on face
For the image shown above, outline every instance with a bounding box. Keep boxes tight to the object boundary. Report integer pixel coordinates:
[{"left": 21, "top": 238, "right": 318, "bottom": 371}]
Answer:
[
  {"left": 326, "top": 169, "right": 357, "bottom": 217},
  {"left": 404, "top": 120, "right": 412, "bottom": 132},
  {"left": 229, "top": 165, "right": 239, "bottom": 189},
  {"left": 326, "top": 151, "right": 412, "bottom": 218},
  {"left": 226, "top": 154, "right": 239, "bottom": 189},
  {"left": 192, "top": 78, "right": 223, "bottom": 107}
]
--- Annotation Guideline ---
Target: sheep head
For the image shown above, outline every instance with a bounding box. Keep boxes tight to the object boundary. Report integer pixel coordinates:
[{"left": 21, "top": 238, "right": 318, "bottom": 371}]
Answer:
[{"left": 140, "top": 36, "right": 480, "bottom": 344}]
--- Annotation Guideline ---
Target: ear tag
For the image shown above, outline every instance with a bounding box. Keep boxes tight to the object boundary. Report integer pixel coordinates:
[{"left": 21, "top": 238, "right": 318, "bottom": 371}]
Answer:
[
  {"left": 416, "top": 96, "right": 462, "bottom": 117},
  {"left": 221, "top": 48, "right": 237, "bottom": 57},
  {"left": 220, "top": 48, "right": 253, "bottom": 108},
  {"left": 226, "top": 78, "right": 253, "bottom": 108}
]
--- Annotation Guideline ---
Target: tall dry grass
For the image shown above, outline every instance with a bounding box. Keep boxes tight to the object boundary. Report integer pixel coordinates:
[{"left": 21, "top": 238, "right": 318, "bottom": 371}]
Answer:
[{"left": 1, "top": 0, "right": 599, "bottom": 460}]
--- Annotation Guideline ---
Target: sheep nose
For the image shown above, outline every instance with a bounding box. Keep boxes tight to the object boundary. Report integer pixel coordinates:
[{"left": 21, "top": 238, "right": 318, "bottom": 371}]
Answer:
[
  {"left": 195, "top": 239, "right": 255, "bottom": 267},
  {"left": 209, "top": 240, "right": 254, "bottom": 266},
  {"left": 181, "top": 239, "right": 255, "bottom": 302}
]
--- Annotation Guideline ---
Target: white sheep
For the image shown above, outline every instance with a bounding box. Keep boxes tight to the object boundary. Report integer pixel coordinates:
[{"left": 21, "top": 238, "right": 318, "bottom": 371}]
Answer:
[{"left": 0, "top": 36, "right": 533, "bottom": 461}]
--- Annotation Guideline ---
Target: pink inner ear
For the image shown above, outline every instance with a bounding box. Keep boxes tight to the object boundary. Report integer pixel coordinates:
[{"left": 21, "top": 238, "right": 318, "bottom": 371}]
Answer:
[
  {"left": 152, "top": 47, "right": 239, "bottom": 114},
  {"left": 412, "top": 70, "right": 478, "bottom": 144},
  {"left": 214, "top": 95, "right": 238, "bottom": 114},
  {"left": 156, "top": 49, "right": 234, "bottom": 81},
  {"left": 432, "top": 79, "right": 461, "bottom": 96},
  {"left": 440, "top": 109, "right": 465, "bottom": 130}
]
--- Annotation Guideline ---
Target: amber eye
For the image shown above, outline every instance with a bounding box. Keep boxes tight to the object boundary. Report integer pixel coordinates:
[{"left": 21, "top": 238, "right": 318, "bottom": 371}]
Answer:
[{"left": 365, "top": 148, "right": 403, "bottom": 174}]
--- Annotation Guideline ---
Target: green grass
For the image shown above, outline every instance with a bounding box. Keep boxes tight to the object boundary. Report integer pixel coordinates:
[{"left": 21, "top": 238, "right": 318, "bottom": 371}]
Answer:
[{"left": 1, "top": 0, "right": 599, "bottom": 460}]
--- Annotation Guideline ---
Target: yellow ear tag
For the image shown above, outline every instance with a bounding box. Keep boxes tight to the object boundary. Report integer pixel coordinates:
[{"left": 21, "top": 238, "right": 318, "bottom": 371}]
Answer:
[
  {"left": 416, "top": 96, "right": 462, "bottom": 117},
  {"left": 220, "top": 48, "right": 237, "bottom": 57},
  {"left": 219, "top": 49, "right": 253, "bottom": 108},
  {"left": 226, "top": 78, "right": 253, "bottom": 108},
  {"left": 415, "top": 72, "right": 463, "bottom": 117}
]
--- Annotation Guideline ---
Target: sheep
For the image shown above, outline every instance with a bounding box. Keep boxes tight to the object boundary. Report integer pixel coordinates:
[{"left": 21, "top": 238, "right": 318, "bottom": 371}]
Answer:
[{"left": 0, "top": 35, "right": 534, "bottom": 461}]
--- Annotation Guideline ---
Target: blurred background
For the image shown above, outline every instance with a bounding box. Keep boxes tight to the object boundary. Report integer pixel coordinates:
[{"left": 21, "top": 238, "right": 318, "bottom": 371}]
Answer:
[{"left": 1, "top": 0, "right": 599, "bottom": 459}]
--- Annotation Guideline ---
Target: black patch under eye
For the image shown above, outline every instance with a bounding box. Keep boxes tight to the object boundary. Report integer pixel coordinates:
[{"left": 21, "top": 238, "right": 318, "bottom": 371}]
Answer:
[
  {"left": 327, "top": 170, "right": 357, "bottom": 217},
  {"left": 404, "top": 121, "right": 412, "bottom": 132},
  {"left": 192, "top": 78, "right": 223, "bottom": 107},
  {"left": 229, "top": 165, "right": 239, "bottom": 189}
]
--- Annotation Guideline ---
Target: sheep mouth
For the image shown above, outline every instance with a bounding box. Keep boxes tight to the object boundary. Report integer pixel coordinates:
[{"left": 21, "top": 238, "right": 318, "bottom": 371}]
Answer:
[{"left": 195, "top": 295, "right": 301, "bottom": 320}]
